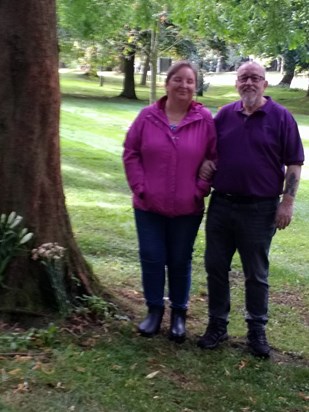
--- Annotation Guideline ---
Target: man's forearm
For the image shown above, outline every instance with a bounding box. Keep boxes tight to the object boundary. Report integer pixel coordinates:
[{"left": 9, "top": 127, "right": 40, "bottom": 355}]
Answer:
[{"left": 282, "top": 165, "right": 302, "bottom": 204}]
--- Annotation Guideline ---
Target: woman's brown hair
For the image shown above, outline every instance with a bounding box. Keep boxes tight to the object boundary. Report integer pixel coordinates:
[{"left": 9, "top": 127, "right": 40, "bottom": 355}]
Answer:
[{"left": 165, "top": 60, "right": 198, "bottom": 85}]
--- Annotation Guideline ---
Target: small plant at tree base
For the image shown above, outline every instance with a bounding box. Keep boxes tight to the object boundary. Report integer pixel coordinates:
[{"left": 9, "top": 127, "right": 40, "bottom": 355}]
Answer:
[
  {"left": 0, "top": 323, "right": 60, "bottom": 351},
  {"left": 0, "top": 211, "right": 33, "bottom": 286},
  {"left": 32, "top": 243, "right": 69, "bottom": 316},
  {"left": 76, "top": 294, "right": 119, "bottom": 319}
]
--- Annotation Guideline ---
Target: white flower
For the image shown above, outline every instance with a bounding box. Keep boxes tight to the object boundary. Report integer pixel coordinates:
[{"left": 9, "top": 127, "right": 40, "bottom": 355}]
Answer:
[{"left": 31, "top": 242, "right": 66, "bottom": 262}]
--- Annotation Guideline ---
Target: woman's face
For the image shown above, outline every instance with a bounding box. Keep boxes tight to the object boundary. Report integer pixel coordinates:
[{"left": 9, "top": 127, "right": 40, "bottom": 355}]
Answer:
[{"left": 165, "top": 67, "right": 196, "bottom": 103}]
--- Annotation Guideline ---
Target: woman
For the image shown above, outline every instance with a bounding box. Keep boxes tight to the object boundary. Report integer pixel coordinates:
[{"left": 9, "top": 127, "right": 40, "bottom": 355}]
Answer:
[{"left": 123, "top": 61, "right": 217, "bottom": 343}]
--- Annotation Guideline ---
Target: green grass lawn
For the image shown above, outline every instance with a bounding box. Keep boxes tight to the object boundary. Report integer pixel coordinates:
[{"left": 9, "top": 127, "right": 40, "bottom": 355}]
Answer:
[{"left": 1, "top": 72, "right": 308, "bottom": 412}]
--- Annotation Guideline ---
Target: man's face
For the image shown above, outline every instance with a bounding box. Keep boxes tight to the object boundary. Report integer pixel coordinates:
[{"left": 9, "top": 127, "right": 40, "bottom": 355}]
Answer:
[{"left": 236, "top": 63, "right": 268, "bottom": 108}]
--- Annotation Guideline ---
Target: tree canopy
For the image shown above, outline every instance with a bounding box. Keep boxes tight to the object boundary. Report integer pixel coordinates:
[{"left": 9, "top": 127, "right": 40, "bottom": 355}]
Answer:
[{"left": 57, "top": 0, "right": 309, "bottom": 91}]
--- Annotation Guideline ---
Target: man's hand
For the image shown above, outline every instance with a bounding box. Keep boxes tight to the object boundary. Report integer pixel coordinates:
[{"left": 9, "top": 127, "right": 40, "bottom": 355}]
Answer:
[
  {"left": 275, "top": 165, "right": 301, "bottom": 230},
  {"left": 275, "top": 200, "right": 293, "bottom": 230},
  {"left": 199, "top": 160, "right": 217, "bottom": 180}
]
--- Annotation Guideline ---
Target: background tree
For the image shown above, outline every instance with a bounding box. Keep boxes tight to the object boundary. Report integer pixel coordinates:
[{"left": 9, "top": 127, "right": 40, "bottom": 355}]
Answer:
[
  {"left": 0, "top": 0, "right": 100, "bottom": 314},
  {"left": 172, "top": 0, "right": 309, "bottom": 89},
  {"left": 57, "top": 0, "right": 133, "bottom": 83},
  {"left": 118, "top": 28, "right": 138, "bottom": 99}
]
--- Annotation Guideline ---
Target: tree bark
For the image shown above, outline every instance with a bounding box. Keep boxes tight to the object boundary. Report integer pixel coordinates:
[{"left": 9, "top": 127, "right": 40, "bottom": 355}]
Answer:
[
  {"left": 216, "top": 56, "right": 223, "bottom": 73},
  {"left": 278, "top": 50, "right": 297, "bottom": 88},
  {"left": 140, "top": 54, "right": 150, "bottom": 86},
  {"left": 119, "top": 52, "right": 137, "bottom": 99},
  {"left": 197, "top": 69, "right": 204, "bottom": 97},
  {"left": 0, "top": 0, "right": 101, "bottom": 314}
]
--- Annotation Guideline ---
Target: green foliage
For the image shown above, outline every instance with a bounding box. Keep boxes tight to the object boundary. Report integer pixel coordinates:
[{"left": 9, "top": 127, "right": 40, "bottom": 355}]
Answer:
[
  {"left": 76, "top": 294, "right": 119, "bottom": 318},
  {"left": 0, "top": 323, "right": 59, "bottom": 351},
  {"left": 172, "top": 0, "right": 309, "bottom": 62},
  {"left": 0, "top": 212, "right": 33, "bottom": 286}
]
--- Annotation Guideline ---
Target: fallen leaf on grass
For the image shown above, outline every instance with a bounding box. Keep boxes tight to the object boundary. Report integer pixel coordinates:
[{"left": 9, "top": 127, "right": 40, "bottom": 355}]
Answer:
[
  {"left": 32, "top": 362, "right": 42, "bottom": 371},
  {"left": 299, "top": 392, "right": 309, "bottom": 401},
  {"left": 238, "top": 360, "right": 248, "bottom": 370},
  {"left": 146, "top": 370, "right": 160, "bottom": 379},
  {"left": 15, "top": 355, "right": 33, "bottom": 362},
  {"left": 249, "top": 397, "right": 256, "bottom": 404},
  {"left": 79, "top": 337, "right": 98, "bottom": 347},
  {"left": 75, "top": 366, "right": 86, "bottom": 373},
  {"left": 1, "top": 369, "right": 8, "bottom": 381},
  {"left": 56, "top": 381, "right": 65, "bottom": 390},
  {"left": 14, "top": 381, "right": 30, "bottom": 393},
  {"left": 8, "top": 368, "right": 22, "bottom": 376},
  {"left": 38, "top": 363, "right": 55, "bottom": 375}
]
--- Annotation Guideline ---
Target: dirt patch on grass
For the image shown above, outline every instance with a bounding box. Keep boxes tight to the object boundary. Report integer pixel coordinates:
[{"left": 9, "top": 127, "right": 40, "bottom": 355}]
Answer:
[
  {"left": 271, "top": 290, "right": 309, "bottom": 326},
  {"left": 227, "top": 337, "right": 309, "bottom": 366}
]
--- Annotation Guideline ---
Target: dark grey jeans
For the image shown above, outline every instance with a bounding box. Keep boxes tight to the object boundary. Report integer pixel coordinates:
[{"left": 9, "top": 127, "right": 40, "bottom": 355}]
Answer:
[{"left": 205, "top": 192, "right": 279, "bottom": 326}]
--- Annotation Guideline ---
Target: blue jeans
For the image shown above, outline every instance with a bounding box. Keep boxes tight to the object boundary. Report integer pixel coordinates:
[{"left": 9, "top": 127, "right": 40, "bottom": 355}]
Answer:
[
  {"left": 205, "top": 193, "right": 278, "bottom": 325},
  {"left": 134, "top": 209, "right": 203, "bottom": 310}
]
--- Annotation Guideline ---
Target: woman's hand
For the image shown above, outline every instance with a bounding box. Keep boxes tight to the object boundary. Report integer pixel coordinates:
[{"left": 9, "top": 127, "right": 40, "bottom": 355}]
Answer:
[{"left": 199, "top": 160, "right": 217, "bottom": 180}]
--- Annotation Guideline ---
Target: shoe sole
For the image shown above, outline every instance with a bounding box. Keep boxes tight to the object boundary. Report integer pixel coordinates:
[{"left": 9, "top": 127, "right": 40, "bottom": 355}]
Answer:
[
  {"left": 197, "top": 333, "right": 229, "bottom": 349},
  {"left": 247, "top": 344, "right": 270, "bottom": 358},
  {"left": 138, "top": 328, "right": 160, "bottom": 338},
  {"left": 169, "top": 333, "right": 186, "bottom": 344},
  {"left": 247, "top": 341, "right": 270, "bottom": 359}
]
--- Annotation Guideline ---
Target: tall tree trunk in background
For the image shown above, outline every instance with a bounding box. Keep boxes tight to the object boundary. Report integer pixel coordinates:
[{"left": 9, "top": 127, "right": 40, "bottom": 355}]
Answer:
[
  {"left": 216, "top": 55, "right": 223, "bottom": 73},
  {"left": 140, "top": 54, "right": 150, "bottom": 86},
  {"left": 119, "top": 51, "right": 137, "bottom": 99},
  {"left": 278, "top": 50, "right": 297, "bottom": 87},
  {"left": 0, "top": 0, "right": 100, "bottom": 314},
  {"left": 197, "top": 61, "right": 204, "bottom": 97},
  {"left": 149, "top": 17, "right": 161, "bottom": 104}
]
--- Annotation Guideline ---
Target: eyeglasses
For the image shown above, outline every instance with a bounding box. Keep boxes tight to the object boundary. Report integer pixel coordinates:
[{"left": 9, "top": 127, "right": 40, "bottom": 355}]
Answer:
[{"left": 237, "top": 75, "right": 265, "bottom": 83}]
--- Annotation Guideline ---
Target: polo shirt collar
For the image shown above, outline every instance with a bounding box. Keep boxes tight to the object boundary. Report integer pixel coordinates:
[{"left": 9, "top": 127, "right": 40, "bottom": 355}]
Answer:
[{"left": 235, "top": 96, "right": 272, "bottom": 114}]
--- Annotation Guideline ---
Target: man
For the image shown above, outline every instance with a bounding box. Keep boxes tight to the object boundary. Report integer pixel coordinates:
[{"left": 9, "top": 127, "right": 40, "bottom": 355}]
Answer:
[{"left": 198, "top": 61, "right": 305, "bottom": 357}]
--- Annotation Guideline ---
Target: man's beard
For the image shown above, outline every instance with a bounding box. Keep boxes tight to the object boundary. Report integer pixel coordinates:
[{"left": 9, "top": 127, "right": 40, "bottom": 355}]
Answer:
[{"left": 241, "top": 91, "right": 258, "bottom": 108}]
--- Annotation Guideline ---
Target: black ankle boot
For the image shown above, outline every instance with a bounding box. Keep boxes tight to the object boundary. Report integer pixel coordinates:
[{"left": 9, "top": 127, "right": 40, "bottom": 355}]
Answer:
[
  {"left": 138, "top": 306, "right": 164, "bottom": 337},
  {"left": 169, "top": 309, "right": 187, "bottom": 343},
  {"left": 246, "top": 322, "right": 270, "bottom": 358},
  {"left": 197, "top": 320, "right": 228, "bottom": 349}
]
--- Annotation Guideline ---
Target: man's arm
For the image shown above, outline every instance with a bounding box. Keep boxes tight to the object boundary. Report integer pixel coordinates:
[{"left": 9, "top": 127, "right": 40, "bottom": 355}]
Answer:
[{"left": 275, "top": 165, "right": 302, "bottom": 230}]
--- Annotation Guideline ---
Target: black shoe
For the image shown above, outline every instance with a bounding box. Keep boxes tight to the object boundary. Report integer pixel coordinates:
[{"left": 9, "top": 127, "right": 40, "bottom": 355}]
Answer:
[
  {"left": 138, "top": 307, "right": 164, "bottom": 337},
  {"left": 197, "top": 322, "right": 228, "bottom": 349},
  {"left": 247, "top": 329, "right": 270, "bottom": 358},
  {"left": 169, "top": 309, "right": 186, "bottom": 343}
]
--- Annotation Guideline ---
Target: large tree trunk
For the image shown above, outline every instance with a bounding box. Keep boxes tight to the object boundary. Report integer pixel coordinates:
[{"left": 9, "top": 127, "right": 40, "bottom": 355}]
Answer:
[
  {"left": 278, "top": 50, "right": 297, "bottom": 88},
  {"left": 119, "top": 52, "right": 137, "bottom": 99},
  {"left": 0, "top": 0, "right": 100, "bottom": 314}
]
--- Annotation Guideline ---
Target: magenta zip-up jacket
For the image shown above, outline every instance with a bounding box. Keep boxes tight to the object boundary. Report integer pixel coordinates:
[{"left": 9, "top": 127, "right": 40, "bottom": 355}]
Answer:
[{"left": 123, "top": 96, "right": 217, "bottom": 217}]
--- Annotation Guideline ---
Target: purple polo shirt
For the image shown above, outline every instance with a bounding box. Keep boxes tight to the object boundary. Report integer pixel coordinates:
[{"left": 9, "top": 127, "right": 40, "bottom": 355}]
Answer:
[{"left": 213, "top": 97, "right": 305, "bottom": 197}]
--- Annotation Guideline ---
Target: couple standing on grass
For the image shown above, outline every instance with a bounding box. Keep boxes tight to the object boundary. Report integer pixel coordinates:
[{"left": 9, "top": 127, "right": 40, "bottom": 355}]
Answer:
[{"left": 123, "top": 60, "right": 304, "bottom": 358}]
